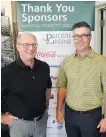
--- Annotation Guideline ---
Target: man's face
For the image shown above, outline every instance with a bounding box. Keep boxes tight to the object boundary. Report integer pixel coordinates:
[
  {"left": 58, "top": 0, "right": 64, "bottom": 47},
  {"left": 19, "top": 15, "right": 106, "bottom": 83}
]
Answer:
[
  {"left": 73, "top": 27, "right": 91, "bottom": 52},
  {"left": 16, "top": 34, "right": 37, "bottom": 60}
]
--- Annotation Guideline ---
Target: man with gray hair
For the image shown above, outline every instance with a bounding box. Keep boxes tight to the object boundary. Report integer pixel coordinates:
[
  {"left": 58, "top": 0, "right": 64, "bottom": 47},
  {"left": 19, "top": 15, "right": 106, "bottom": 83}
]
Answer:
[{"left": 1, "top": 33, "right": 52, "bottom": 137}]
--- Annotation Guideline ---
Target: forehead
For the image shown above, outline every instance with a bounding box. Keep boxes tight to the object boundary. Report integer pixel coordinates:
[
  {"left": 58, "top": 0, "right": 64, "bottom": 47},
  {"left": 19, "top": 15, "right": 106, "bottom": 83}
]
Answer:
[
  {"left": 73, "top": 27, "right": 90, "bottom": 35},
  {"left": 19, "top": 34, "right": 37, "bottom": 43}
]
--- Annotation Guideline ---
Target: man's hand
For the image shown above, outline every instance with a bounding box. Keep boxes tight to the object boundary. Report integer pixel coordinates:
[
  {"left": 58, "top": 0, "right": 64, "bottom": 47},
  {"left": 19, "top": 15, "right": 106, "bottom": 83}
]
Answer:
[
  {"left": 1, "top": 112, "right": 18, "bottom": 125},
  {"left": 97, "top": 118, "right": 106, "bottom": 133},
  {"left": 56, "top": 110, "right": 64, "bottom": 124}
]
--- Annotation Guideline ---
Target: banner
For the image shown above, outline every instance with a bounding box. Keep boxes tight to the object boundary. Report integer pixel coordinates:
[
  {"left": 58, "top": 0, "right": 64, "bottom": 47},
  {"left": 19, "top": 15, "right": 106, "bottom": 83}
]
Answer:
[{"left": 17, "top": 1, "right": 95, "bottom": 137}]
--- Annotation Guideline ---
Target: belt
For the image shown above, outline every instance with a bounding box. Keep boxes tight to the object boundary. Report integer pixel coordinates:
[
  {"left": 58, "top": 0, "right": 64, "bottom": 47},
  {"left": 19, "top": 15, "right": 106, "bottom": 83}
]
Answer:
[
  {"left": 21, "top": 115, "right": 42, "bottom": 121},
  {"left": 66, "top": 104, "right": 101, "bottom": 114}
]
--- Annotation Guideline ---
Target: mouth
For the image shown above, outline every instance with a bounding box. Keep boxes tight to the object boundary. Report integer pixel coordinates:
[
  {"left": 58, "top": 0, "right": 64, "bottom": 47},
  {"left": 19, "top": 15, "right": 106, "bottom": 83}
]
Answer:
[
  {"left": 77, "top": 42, "right": 84, "bottom": 46},
  {"left": 78, "top": 44, "right": 83, "bottom": 47},
  {"left": 26, "top": 52, "right": 35, "bottom": 55}
]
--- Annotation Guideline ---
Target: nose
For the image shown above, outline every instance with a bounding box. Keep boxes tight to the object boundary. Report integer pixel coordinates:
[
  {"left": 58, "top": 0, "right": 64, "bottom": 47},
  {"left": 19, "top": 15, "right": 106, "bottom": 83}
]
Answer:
[
  {"left": 28, "top": 44, "right": 35, "bottom": 50},
  {"left": 78, "top": 36, "right": 83, "bottom": 40}
]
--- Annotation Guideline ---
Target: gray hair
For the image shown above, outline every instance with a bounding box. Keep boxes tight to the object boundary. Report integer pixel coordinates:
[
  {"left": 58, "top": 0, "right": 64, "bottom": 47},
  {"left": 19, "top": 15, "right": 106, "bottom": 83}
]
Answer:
[{"left": 16, "top": 33, "right": 37, "bottom": 44}]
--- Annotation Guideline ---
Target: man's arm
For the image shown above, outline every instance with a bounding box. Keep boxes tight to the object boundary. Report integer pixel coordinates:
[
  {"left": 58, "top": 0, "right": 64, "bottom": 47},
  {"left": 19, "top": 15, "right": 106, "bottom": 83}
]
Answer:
[
  {"left": 102, "top": 58, "right": 106, "bottom": 120},
  {"left": 104, "top": 93, "right": 106, "bottom": 117},
  {"left": 1, "top": 67, "right": 18, "bottom": 125},
  {"left": 46, "top": 65, "right": 52, "bottom": 109},
  {"left": 56, "top": 88, "right": 66, "bottom": 112},
  {"left": 46, "top": 88, "right": 52, "bottom": 105},
  {"left": 1, "top": 66, "right": 9, "bottom": 115},
  {"left": 56, "top": 60, "right": 67, "bottom": 124},
  {"left": 97, "top": 93, "right": 106, "bottom": 132},
  {"left": 56, "top": 88, "right": 66, "bottom": 124},
  {"left": 97, "top": 57, "right": 106, "bottom": 132}
]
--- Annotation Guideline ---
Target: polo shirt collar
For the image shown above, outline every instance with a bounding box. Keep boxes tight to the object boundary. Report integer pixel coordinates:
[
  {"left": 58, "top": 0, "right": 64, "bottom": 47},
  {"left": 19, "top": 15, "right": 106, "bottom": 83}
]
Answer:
[
  {"left": 16, "top": 57, "right": 40, "bottom": 69},
  {"left": 72, "top": 48, "right": 95, "bottom": 58}
]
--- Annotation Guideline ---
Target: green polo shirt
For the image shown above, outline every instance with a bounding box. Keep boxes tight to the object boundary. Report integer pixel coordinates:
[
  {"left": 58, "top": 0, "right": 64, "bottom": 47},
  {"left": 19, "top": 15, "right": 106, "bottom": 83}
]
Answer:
[{"left": 57, "top": 49, "right": 106, "bottom": 111}]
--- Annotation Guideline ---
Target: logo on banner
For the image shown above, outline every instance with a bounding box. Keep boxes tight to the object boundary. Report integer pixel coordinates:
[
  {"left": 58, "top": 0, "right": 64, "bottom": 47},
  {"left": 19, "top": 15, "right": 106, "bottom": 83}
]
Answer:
[
  {"left": 36, "top": 51, "right": 56, "bottom": 58},
  {"left": 43, "top": 33, "right": 71, "bottom": 44},
  {"left": 51, "top": 76, "right": 58, "bottom": 80},
  {"left": 36, "top": 50, "right": 68, "bottom": 59},
  {"left": 51, "top": 76, "right": 58, "bottom": 88},
  {"left": 57, "top": 123, "right": 63, "bottom": 129},
  {"left": 49, "top": 65, "right": 60, "bottom": 68},
  {"left": 50, "top": 120, "right": 63, "bottom": 129}
]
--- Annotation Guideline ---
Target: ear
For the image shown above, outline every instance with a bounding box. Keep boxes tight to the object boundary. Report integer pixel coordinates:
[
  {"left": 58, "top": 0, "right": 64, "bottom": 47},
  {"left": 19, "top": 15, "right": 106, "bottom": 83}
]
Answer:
[
  {"left": 88, "top": 35, "right": 92, "bottom": 41},
  {"left": 16, "top": 44, "right": 20, "bottom": 52}
]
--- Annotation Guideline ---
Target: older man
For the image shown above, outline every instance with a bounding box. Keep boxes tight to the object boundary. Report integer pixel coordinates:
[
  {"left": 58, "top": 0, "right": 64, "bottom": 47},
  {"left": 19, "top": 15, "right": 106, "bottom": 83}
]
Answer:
[
  {"left": 1, "top": 33, "right": 52, "bottom": 137},
  {"left": 56, "top": 22, "right": 106, "bottom": 137}
]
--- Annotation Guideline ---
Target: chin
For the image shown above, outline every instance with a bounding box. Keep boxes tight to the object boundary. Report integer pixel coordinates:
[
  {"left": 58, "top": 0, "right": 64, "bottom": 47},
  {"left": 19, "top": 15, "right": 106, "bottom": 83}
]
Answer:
[
  {"left": 77, "top": 48, "right": 85, "bottom": 52},
  {"left": 27, "top": 55, "right": 35, "bottom": 59}
]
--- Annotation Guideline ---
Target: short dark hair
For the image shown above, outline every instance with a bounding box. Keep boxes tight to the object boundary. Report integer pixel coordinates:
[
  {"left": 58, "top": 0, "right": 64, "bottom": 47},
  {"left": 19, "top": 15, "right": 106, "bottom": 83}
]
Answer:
[{"left": 72, "top": 21, "right": 91, "bottom": 34}]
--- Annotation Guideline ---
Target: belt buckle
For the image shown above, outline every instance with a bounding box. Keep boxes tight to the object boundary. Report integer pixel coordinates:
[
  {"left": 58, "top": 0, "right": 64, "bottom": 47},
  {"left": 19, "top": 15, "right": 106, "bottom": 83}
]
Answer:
[{"left": 34, "top": 116, "right": 41, "bottom": 121}]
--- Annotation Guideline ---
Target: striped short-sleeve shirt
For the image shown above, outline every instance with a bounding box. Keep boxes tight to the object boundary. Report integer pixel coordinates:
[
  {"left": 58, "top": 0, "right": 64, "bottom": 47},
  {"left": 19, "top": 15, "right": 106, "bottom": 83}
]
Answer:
[{"left": 57, "top": 49, "right": 106, "bottom": 111}]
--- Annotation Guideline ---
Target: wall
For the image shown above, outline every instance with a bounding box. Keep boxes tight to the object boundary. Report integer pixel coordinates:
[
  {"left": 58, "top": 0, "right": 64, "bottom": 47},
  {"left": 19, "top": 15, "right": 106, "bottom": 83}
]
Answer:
[
  {"left": 1, "top": 1, "right": 12, "bottom": 28},
  {"left": 96, "top": 1, "right": 106, "bottom": 6},
  {"left": 1, "top": 1, "right": 15, "bottom": 67}
]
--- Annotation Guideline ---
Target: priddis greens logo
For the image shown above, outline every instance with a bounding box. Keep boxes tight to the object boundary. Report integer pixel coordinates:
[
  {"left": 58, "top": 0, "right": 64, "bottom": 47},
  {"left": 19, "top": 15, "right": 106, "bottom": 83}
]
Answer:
[{"left": 43, "top": 33, "right": 71, "bottom": 44}]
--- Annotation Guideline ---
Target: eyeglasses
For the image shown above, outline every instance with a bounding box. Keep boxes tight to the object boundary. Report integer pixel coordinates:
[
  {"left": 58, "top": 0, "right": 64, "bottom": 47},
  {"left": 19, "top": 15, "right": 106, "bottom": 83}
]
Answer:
[
  {"left": 72, "top": 34, "right": 91, "bottom": 40},
  {"left": 18, "top": 43, "right": 38, "bottom": 49}
]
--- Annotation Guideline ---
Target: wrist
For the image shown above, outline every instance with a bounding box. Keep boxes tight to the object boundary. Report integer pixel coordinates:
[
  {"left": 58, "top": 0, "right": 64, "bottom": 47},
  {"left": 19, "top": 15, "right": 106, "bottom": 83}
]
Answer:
[{"left": 56, "top": 107, "right": 62, "bottom": 111}]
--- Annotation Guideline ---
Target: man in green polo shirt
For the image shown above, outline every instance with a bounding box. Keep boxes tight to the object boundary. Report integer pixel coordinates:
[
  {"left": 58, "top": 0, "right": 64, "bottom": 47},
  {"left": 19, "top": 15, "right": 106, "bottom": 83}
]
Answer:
[{"left": 56, "top": 21, "right": 106, "bottom": 137}]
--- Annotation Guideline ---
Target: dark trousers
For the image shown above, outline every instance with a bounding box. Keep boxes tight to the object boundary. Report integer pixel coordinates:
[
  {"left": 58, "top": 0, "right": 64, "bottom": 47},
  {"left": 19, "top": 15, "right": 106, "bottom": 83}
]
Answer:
[
  {"left": 65, "top": 104, "right": 102, "bottom": 137},
  {"left": 1, "top": 124, "right": 10, "bottom": 137}
]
